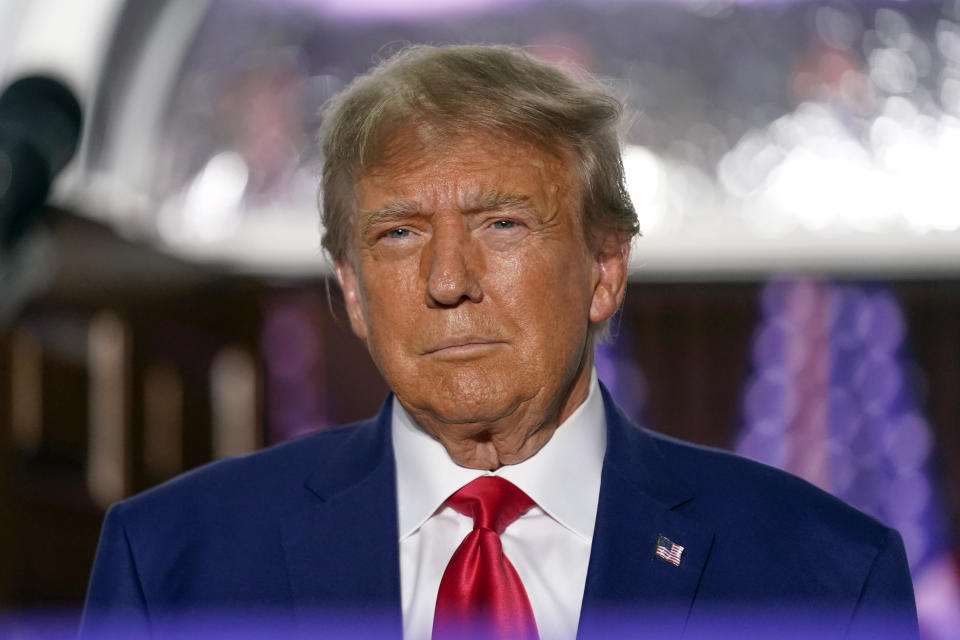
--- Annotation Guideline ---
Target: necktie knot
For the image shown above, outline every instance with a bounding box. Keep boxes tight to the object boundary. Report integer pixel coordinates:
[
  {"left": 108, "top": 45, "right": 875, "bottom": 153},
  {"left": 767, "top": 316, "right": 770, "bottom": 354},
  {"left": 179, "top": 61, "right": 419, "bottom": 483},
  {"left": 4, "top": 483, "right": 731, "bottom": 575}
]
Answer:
[{"left": 445, "top": 476, "right": 534, "bottom": 534}]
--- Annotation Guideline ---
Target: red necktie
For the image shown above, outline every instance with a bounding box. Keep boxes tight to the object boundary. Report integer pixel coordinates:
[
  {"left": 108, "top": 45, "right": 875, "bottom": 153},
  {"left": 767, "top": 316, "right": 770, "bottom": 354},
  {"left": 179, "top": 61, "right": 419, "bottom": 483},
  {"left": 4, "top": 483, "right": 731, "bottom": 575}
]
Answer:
[{"left": 432, "top": 476, "right": 539, "bottom": 640}]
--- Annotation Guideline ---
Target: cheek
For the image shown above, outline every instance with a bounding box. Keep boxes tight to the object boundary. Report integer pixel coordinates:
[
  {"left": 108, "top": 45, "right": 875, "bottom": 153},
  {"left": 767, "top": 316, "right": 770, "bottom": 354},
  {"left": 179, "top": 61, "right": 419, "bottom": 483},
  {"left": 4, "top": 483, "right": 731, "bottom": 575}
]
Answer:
[
  {"left": 488, "top": 245, "right": 592, "bottom": 332},
  {"left": 359, "top": 260, "right": 423, "bottom": 349},
  {"left": 364, "top": 279, "right": 406, "bottom": 328}
]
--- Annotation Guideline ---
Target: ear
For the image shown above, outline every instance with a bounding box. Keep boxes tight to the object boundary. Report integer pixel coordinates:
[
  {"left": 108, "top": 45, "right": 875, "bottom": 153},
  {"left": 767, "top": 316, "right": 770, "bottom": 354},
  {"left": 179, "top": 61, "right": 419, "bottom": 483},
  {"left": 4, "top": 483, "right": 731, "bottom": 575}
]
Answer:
[
  {"left": 589, "top": 240, "right": 630, "bottom": 324},
  {"left": 334, "top": 259, "right": 369, "bottom": 341}
]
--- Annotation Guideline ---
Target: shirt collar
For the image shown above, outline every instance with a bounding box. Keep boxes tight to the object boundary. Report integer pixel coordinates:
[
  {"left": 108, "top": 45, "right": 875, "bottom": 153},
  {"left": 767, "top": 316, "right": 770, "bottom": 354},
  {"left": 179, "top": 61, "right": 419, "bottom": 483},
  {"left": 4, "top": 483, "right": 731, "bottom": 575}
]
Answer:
[{"left": 392, "top": 370, "right": 607, "bottom": 543}]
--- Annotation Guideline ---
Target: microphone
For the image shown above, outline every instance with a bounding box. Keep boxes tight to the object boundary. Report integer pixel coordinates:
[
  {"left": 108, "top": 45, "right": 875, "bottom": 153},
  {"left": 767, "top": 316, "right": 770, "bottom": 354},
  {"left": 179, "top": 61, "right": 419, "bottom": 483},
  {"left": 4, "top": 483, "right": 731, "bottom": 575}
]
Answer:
[{"left": 0, "top": 75, "right": 83, "bottom": 249}]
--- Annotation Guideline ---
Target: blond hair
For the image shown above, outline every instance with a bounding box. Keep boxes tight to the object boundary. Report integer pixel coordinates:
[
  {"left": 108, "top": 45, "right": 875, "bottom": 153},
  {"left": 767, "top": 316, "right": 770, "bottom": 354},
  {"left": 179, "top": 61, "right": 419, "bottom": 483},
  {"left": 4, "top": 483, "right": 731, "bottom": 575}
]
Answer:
[{"left": 319, "top": 44, "right": 638, "bottom": 261}]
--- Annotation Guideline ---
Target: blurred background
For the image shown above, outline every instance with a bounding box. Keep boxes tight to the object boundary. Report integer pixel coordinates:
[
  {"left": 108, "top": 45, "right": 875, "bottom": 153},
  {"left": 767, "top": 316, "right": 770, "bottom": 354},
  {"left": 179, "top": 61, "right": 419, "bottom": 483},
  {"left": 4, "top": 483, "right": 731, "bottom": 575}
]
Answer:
[{"left": 0, "top": 0, "right": 958, "bottom": 637}]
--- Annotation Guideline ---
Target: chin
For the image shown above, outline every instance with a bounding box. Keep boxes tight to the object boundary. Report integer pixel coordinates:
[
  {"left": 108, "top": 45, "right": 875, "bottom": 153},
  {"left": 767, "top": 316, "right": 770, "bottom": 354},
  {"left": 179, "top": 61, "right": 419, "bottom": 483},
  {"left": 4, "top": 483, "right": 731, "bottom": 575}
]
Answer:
[{"left": 416, "top": 366, "right": 523, "bottom": 425}]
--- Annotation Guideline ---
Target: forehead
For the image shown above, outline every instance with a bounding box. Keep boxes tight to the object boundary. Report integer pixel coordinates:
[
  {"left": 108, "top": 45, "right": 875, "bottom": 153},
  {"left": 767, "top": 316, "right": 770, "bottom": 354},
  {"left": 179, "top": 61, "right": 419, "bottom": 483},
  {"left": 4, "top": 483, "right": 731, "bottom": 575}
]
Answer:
[{"left": 354, "top": 129, "right": 579, "bottom": 210}]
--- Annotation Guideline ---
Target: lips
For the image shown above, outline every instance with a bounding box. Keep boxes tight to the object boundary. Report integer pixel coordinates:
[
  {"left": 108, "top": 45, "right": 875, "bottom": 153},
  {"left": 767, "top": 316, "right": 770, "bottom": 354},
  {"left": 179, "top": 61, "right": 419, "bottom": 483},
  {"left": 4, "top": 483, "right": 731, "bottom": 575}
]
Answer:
[{"left": 423, "top": 336, "right": 505, "bottom": 355}]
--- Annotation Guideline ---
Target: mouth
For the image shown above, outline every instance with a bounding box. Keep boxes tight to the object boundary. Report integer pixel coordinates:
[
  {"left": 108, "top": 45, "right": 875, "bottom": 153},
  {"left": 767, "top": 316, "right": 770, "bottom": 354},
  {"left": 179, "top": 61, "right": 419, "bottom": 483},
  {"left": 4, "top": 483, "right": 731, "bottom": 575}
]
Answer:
[{"left": 423, "top": 338, "right": 506, "bottom": 357}]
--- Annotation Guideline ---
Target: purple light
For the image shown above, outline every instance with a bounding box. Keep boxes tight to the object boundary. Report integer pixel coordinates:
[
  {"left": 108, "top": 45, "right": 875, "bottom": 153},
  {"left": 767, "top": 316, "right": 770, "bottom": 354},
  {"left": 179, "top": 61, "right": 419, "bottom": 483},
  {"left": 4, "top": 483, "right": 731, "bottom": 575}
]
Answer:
[{"left": 268, "top": 0, "right": 535, "bottom": 21}]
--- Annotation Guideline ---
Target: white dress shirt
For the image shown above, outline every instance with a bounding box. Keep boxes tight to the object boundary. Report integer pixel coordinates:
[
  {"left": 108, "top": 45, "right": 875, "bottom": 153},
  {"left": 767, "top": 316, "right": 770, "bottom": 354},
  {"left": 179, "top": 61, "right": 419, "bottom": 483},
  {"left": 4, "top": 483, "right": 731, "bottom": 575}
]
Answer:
[{"left": 392, "top": 371, "right": 607, "bottom": 640}]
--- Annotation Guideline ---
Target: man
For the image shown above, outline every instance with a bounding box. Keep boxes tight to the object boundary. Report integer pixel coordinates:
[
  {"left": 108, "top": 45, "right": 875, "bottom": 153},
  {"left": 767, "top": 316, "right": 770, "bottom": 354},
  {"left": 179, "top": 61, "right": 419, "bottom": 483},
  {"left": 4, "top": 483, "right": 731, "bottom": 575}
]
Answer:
[{"left": 82, "top": 45, "right": 917, "bottom": 639}]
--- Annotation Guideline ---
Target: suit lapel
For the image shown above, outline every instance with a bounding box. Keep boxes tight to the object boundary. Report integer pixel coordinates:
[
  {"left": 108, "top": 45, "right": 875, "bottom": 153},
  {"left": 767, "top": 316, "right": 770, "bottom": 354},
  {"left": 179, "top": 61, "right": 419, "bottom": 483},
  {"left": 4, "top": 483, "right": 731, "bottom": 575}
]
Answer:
[
  {"left": 579, "top": 387, "right": 715, "bottom": 639},
  {"left": 280, "top": 399, "right": 403, "bottom": 636}
]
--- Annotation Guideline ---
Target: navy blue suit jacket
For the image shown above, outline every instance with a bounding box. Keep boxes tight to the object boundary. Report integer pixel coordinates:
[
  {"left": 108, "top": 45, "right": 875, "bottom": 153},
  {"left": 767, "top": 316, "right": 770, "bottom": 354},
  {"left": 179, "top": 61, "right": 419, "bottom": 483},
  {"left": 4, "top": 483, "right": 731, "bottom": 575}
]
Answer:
[{"left": 82, "top": 387, "right": 917, "bottom": 638}]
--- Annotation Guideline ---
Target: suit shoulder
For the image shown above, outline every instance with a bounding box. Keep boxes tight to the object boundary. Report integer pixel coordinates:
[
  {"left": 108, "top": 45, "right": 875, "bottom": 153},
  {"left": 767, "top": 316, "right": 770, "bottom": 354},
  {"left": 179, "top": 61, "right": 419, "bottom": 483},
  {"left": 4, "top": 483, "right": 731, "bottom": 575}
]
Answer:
[
  {"left": 637, "top": 427, "right": 915, "bottom": 624},
  {"left": 645, "top": 428, "right": 892, "bottom": 546},
  {"left": 111, "top": 417, "right": 381, "bottom": 527}
]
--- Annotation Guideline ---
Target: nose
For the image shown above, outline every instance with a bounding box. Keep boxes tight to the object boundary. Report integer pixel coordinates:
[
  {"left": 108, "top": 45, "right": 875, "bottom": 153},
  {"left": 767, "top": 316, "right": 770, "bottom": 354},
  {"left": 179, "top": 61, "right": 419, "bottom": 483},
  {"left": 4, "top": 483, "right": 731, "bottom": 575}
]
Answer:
[{"left": 424, "top": 220, "right": 483, "bottom": 307}]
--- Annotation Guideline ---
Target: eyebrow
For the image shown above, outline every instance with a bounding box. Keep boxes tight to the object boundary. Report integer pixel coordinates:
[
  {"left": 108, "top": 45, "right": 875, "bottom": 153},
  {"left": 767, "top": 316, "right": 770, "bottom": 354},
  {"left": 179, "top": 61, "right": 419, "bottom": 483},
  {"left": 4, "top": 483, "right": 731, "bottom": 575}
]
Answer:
[
  {"left": 358, "top": 199, "right": 423, "bottom": 236},
  {"left": 461, "top": 189, "right": 534, "bottom": 214}
]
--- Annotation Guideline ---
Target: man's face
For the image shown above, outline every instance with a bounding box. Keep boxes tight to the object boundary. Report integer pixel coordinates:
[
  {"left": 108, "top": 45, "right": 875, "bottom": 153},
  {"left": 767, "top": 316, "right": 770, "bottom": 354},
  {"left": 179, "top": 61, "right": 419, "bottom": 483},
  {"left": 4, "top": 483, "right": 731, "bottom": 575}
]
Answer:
[{"left": 335, "top": 131, "right": 626, "bottom": 463}]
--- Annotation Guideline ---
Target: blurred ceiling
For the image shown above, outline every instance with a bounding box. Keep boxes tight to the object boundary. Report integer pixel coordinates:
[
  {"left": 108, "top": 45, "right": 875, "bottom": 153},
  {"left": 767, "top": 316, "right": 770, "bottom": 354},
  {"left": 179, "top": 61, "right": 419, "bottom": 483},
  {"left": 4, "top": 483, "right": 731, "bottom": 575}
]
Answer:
[{"left": 2, "top": 0, "right": 959, "bottom": 279}]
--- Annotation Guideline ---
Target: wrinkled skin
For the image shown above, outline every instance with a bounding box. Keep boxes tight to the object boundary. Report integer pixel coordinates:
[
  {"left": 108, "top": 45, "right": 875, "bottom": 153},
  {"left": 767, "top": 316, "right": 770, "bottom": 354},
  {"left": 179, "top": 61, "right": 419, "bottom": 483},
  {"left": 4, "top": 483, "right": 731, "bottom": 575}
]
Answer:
[{"left": 335, "top": 131, "right": 628, "bottom": 470}]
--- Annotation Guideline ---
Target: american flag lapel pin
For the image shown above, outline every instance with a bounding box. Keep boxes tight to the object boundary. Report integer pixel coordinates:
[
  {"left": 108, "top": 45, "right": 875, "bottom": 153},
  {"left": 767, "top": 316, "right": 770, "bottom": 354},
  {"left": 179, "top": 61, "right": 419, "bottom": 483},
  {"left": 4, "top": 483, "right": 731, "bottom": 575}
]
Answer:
[{"left": 653, "top": 533, "right": 684, "bottom": 567}]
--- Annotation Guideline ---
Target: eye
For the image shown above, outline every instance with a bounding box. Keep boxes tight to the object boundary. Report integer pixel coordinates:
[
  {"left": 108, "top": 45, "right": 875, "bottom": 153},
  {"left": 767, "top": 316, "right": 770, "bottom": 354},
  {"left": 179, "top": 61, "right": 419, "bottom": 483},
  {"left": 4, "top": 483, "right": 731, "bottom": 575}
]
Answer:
[
  {"left": 490, "top": 219, "right": 518, "bottom": 230},
  {"left": 383, "top": 227, "right": 412, "bottom": 239}
]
